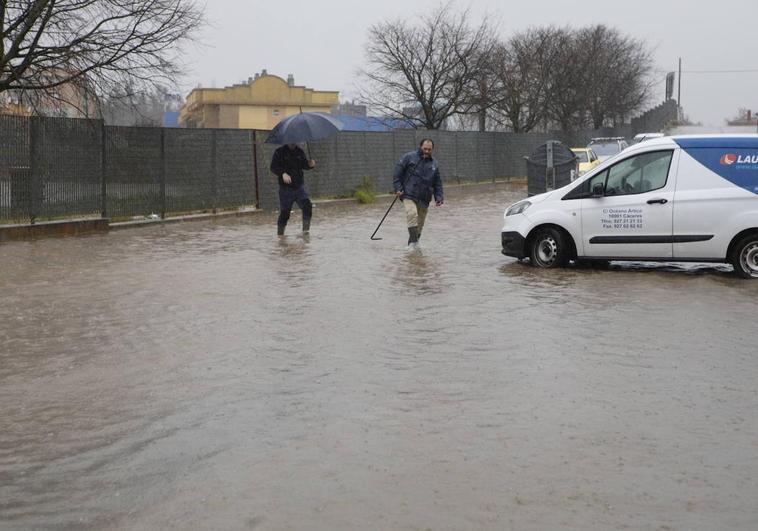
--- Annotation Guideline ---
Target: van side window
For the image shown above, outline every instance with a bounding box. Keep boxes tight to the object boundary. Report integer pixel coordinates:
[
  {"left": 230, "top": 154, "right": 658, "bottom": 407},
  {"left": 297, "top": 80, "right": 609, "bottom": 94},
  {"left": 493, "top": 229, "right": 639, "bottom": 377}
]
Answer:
[
  {"left": 603, "top": 150, "right": 673, "bottom": 196},
  {"left": 562, "top": 150, "right": 673, "bottom": 200},
  {"left": 563, "top": 169, "right": 608, "bottom": 199}
]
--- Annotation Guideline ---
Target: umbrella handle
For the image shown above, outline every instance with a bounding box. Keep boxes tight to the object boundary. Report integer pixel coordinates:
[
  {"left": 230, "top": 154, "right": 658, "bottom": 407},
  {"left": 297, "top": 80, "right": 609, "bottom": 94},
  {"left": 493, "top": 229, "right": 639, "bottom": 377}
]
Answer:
[{"left": 299, "top": 106, "right": 313, "bottom": 161}]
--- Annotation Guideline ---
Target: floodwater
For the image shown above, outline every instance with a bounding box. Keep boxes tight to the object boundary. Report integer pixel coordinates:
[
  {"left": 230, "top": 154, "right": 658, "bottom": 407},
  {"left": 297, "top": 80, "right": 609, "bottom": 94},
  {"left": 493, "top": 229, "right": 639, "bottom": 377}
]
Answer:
[{"left": 2, "top": 183, "right": 757, "bottom": 530}]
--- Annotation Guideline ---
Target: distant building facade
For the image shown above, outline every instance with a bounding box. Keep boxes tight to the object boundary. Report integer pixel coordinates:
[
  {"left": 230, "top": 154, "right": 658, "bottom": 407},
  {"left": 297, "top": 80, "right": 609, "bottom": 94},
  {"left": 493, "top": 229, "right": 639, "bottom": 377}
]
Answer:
[
  {"left": 179, "top": 70, "right": 339, "bottom": 129},
  {"left": 0, "top": 70, "right": 97, "bottom": 118},
  {"left": 102, "top": 91, "right": 184, "bottom": 127},
  {"left": 727, "top": 108, "right": 758, "bottom": 126},
  {"left": 331, "top": 100, "right": 367, "bottom": 117}
]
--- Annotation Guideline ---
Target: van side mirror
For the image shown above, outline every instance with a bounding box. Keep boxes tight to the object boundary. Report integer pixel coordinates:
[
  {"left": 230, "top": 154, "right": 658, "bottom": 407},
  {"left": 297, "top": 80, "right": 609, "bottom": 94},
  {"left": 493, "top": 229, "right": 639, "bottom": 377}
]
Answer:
[{"left": 592, "top": 183, "right": 605, "bottom": 197}]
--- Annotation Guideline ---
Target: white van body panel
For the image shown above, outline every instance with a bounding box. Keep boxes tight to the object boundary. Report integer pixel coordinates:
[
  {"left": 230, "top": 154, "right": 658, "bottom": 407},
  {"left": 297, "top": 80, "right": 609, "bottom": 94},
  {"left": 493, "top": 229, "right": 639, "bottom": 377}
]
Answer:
[
  {"left": 502, "top": 135, "right": 758, "bottom": 267},
  {"left": 672, "top": 148, "right": 758, "bottom": 258},
  {"left": 579, "top": 148, "right": 680, "bottom": 258}
]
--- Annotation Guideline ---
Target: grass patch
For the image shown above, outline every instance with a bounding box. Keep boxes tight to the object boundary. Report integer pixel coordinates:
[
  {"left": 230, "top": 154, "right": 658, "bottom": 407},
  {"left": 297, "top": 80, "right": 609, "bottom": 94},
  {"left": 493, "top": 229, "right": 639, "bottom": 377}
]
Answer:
[{"left": 353, "top": 177, "right": 376, "bottom": 204}]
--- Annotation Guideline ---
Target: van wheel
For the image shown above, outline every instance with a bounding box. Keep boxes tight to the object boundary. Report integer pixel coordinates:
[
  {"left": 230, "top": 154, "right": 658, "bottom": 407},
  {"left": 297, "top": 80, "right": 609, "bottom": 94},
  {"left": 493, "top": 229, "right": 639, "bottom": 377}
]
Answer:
[
  {"left": 731, "top": 233, "right": 758, "bottom": 278},
  {"left": 530, "top": 228, "right": 569, "bottom": 268}
]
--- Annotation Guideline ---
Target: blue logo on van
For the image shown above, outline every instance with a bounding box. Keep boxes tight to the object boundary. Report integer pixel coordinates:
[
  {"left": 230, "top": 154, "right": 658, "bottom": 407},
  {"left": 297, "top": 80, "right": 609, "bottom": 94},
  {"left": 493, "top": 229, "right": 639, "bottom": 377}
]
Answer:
[{"left": 675, "top": 138, "right": 758, "bottom": 194}]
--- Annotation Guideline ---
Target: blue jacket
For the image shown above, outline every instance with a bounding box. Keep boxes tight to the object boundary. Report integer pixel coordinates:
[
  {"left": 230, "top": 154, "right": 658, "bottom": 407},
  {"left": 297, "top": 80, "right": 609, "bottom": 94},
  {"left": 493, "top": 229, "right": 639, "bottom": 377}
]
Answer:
[{"left": 393, "top": 150, "right": 444, "bottom": 208}]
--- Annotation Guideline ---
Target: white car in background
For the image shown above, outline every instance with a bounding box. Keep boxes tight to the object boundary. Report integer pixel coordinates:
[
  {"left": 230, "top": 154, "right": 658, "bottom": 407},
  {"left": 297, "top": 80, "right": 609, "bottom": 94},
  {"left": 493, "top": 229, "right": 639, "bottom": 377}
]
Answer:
[{"left": 587, "top": 137, "right": 629, "bottom": 162}]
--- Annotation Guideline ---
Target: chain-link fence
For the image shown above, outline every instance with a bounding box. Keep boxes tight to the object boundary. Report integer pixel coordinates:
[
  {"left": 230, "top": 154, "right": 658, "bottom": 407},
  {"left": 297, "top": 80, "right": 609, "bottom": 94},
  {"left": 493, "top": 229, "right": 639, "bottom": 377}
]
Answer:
[
  {"left": 1, "top": 116, "right": 258, "bottom": 224},
  {"left": 6, "top": 113, "right": 665, "bottom": 225}
]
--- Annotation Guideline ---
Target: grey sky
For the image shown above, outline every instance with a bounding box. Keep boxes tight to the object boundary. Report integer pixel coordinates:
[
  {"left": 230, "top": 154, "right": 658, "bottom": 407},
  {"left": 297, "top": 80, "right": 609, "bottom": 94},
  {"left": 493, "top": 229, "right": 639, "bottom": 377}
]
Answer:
[{"left": 185, "top": 0, "right": 758, "bottom": 127}]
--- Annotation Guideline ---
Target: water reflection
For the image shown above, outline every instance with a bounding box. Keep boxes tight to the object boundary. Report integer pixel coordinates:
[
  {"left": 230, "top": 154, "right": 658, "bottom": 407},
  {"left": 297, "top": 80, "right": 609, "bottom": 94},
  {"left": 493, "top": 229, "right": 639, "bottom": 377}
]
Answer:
[
  {"left": 2, "top": 184, "right": 758, "bottom": 530},
  {"left": 392, "top": 246, "right": 446, "bottom": 295}
]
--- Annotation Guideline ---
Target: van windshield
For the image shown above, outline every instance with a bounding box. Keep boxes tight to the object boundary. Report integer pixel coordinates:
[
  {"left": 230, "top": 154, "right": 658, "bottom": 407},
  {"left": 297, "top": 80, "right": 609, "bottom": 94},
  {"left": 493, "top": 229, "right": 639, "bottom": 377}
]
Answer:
[
  {"left": 589, "top": 143, "right": 621, "bottom": 156},
  {"left": 573, "top": 151, "right": 589, "bottom": 163}
]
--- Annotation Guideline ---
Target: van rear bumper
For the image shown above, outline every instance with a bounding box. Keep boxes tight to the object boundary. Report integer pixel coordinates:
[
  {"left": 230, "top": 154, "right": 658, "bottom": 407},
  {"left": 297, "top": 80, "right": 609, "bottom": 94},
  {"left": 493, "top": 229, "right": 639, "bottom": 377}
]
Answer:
[{"left": 501, "top": 231, "right": 526, "bottom": 258}]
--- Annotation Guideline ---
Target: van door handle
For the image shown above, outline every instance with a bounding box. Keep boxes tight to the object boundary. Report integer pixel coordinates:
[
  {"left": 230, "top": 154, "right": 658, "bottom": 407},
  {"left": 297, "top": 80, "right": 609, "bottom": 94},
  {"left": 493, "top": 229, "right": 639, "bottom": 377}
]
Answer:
[{"left": 647, "top": 198, "right": 668, "bottom": 205}]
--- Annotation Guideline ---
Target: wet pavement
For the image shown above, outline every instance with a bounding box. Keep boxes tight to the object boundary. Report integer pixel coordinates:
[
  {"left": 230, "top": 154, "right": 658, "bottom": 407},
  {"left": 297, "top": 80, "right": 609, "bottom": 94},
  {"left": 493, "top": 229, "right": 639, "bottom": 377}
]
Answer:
[{"left": 1, "top": 183, "right": 758, "bottom": 530}]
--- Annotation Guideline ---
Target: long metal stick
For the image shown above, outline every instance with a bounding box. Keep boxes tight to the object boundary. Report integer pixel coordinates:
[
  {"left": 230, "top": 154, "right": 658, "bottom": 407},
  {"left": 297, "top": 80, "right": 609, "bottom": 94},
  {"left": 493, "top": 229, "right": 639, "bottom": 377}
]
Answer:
[{"left": 370, "top": 194, "right": 400, "bottom": 240}]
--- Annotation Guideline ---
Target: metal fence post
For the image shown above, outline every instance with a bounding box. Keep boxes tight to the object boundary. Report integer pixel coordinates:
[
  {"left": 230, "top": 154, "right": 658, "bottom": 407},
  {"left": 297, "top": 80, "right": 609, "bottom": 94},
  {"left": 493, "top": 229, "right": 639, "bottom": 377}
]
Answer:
[
  {"left": 160, "top": 128, "right": 166, "bottom": 219},
  {"left": 100, "top": 121, "right": 107, "bottom": 218},
  {"left": 28, "top": 116, "right": 41, "bottom": 224},
  {"left": 454, "top": 132, "right": 460, "bottom": 184},
  {"left": 211, "top": 129, "right": 218, "bottom": 213},
  {"left": 252, "top": 130, "right": 260, "bottom": 209}
]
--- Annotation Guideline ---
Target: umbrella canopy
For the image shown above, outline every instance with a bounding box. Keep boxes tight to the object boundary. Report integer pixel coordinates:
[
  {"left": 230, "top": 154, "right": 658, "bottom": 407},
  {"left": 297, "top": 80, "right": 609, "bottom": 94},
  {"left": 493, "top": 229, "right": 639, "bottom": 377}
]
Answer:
[{"left": 265, "top": 112, "right": 343, "bottom": 144}]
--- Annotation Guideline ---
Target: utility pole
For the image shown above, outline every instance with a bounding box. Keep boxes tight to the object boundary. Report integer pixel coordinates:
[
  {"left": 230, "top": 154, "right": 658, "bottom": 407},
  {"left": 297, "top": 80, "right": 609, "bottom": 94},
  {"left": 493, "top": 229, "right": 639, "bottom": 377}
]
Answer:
[{"left": 677, "top": 58, "right": 682, "bottom": 122}]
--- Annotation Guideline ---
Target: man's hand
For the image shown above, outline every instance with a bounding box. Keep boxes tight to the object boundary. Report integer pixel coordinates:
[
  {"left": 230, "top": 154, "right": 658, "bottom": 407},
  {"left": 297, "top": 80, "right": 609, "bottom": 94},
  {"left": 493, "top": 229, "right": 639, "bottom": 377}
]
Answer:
[
  {"left": 282, "top": 172, "right": 292, "bottom": 184},
  {"left": 395, "top": 190, "right": 403, "bottom": 197},
  {"left": 308, "top": 159, "right": 316, "bottom": 168},
  {"left": 435, "top": 200, "right": 444, "bottom": 206}
]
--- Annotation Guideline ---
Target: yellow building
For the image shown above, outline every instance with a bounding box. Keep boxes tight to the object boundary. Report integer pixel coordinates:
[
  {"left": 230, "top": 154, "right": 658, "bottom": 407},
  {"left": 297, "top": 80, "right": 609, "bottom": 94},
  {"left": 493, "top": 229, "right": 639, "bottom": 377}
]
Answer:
[{"left": 179, "top": 70, "right": 339, "bottom": 129}]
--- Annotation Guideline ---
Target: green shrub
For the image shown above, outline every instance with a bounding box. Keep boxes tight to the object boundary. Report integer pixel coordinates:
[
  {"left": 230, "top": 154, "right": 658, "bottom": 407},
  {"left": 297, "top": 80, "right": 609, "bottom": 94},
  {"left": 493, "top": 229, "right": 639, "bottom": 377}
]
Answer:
[{"left": 353, "top": 177, "right": 376, "bottom": 204}]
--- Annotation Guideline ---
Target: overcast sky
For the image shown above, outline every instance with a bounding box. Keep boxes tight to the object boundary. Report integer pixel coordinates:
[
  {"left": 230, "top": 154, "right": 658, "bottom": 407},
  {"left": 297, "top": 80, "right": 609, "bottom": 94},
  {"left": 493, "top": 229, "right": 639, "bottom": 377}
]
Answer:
[{"left": 184, "top": 0, "right": 758, "bottom": 127}]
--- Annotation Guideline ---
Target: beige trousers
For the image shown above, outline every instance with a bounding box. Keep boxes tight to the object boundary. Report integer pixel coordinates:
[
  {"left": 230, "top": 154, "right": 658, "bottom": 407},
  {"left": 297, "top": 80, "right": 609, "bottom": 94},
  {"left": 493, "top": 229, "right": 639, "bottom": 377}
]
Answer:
[{"left": 403, "top": 199, "right": 428, "bottom": 234}]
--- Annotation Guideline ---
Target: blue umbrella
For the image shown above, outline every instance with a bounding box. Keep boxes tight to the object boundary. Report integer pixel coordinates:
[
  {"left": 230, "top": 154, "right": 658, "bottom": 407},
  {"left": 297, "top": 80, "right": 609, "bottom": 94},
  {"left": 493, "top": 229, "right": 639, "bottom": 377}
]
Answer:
[{"left": 265, "top": 112, "right": 343, "bottom": 145}]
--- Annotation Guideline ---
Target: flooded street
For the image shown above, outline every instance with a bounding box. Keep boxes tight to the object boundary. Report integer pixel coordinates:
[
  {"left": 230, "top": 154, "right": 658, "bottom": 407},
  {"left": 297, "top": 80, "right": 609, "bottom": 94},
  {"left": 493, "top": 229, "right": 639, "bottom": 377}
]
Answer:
[{"left": 2, "top": 183, "right": 758, "bottom": 530}]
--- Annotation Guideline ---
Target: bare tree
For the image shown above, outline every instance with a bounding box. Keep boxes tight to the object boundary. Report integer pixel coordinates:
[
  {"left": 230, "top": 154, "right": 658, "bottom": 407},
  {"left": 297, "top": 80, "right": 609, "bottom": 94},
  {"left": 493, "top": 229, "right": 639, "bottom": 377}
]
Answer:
[
  {"left": 462, "top": 46, "right": 502, "bottom": 132},
  {"left": 541, "top": 28, "right": 594, "bottom": 132},
  {"left": 358, "top": 4, "right": 496, "bottom": 130},
  {"left": 489, "top": 27, "right": 565, "bottom": 133},
  {"left": 1, "top": 0, "right": 203, "bottom": 117},
  {"left": 578, "top": 25, "right": 654, "bottom": 128}
]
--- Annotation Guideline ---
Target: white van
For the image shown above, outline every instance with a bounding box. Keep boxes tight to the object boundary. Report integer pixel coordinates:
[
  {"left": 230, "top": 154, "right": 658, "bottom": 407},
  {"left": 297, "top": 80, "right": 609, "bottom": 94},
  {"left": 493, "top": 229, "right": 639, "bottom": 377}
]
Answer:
[{"left": 501, "top": 135, "right": 758, "bottom": 278}]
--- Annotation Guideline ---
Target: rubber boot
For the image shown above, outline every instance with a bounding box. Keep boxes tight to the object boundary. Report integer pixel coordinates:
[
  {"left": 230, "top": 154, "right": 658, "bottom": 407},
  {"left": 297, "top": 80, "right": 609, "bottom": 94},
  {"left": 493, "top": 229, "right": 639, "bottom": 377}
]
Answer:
[
  {"left": 277, "top": 224, "right": 286, "bottom": 236},
  {"left": 407, "top": 226, "right": 419, "bottom": 244},
  {"left": 302, "top": 218, "right": 311, "bottom": 233}
]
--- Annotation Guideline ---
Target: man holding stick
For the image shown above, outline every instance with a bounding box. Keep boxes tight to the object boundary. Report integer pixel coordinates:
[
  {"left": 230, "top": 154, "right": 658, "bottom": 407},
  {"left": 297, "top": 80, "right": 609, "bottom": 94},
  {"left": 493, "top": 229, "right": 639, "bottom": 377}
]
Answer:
[{"left": 393, "top": 138, "right": 444, "bottom": 245}]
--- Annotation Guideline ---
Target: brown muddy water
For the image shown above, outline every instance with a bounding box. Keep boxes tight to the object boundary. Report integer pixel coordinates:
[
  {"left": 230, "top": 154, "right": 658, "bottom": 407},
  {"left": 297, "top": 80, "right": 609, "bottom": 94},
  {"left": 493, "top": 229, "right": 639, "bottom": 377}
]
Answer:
[{"left": 1, "top": 183, "right": 757, "bottom": 530}]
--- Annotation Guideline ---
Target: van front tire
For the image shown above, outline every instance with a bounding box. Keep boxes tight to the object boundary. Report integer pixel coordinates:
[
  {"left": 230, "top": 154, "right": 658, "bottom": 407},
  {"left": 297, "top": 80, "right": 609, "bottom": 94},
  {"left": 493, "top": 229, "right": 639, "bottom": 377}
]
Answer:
[
  {"left": 731, "top": 233, "right": 758, "bottom": 278},
  {"left": 529, "top": 227, "right": 569, "bottom": 268}
]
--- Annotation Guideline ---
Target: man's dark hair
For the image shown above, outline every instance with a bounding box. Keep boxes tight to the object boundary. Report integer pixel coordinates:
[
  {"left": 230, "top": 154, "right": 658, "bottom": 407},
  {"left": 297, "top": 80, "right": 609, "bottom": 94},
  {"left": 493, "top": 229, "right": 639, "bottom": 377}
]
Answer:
[{"left": 419, "top": 138, "right": 434, "bottom": 148}]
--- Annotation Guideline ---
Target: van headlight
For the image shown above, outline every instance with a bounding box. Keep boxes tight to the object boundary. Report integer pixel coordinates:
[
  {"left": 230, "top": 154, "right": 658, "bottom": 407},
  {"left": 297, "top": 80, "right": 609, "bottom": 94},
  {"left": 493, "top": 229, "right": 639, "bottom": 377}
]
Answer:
[{"left": 506, "top": 200, "right": 531, "bottom": 216}]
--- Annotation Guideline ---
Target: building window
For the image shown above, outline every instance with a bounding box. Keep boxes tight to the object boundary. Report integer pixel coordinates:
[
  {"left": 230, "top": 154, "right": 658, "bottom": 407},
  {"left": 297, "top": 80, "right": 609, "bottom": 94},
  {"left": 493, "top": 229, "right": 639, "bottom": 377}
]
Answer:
[{"left": 272, "top": 109, "right": 280, "bottom": 117}]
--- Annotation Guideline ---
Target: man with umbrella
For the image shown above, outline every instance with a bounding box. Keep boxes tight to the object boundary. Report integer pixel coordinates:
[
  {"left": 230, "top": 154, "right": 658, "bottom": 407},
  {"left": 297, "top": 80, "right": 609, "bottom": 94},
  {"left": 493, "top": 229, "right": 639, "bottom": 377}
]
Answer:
[
  {"left": 267, "top": 112, "right": 343, "bottom": 235},
  {"left": 270, "top": 143, "right": 315, "bottom": 235}
]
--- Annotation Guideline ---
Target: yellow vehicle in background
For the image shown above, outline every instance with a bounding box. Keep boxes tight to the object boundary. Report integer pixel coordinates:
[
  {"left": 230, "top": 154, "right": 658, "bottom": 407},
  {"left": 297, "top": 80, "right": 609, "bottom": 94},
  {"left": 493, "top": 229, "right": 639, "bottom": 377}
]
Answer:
[{"left": 570, "top": 147, "right": 600, "bottom": 177}]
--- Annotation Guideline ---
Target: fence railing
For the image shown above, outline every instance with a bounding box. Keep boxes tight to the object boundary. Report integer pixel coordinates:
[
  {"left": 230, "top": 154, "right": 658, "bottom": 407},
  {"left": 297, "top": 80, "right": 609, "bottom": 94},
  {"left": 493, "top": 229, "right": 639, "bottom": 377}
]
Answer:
[
  {"left": 1, "top": 116, "right": 258, "bottom": 224},
  {"left": 3, "top": 113, "right": 661, "bottom": 225}
]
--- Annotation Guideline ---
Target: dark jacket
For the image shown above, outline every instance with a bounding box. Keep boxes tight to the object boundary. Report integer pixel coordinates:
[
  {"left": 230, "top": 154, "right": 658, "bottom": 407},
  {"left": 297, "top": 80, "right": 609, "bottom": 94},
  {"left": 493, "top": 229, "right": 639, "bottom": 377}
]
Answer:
[
  {"left": 270, "top": 145, "right": 311, "bottom": 188},
  {"left": 393, "top": 149, "right": 443, "bottom": 208}
]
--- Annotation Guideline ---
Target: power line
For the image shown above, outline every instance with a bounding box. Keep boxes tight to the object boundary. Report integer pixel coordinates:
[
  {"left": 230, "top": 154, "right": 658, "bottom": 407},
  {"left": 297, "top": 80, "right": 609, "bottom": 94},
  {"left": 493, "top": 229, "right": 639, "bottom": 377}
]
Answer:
[{"left": 682, "top": 69, "right": 758, "bottom": 74}]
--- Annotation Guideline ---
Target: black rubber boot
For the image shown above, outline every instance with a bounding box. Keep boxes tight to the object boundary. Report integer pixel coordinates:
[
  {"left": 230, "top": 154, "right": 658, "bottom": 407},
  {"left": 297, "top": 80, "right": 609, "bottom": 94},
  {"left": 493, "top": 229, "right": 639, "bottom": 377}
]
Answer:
[
  {"left": 302, "top": 200, "right": 312, "bottom": 233},
  {"left": 407, "top": 226, "right": 419, "bottom": 244},
  {"left": 277, "top": 210, "right": 290, "bottom": 236}
]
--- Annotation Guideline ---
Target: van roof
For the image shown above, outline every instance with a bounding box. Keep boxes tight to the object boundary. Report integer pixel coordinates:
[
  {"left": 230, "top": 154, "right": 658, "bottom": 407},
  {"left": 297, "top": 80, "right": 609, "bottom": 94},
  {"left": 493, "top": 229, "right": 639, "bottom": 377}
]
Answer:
[
  {"left": 672, "top": 135, "right": 758, "bottom": 149},
  {"left": 629, "top": 134, "right": 758, "bottom": 150}
]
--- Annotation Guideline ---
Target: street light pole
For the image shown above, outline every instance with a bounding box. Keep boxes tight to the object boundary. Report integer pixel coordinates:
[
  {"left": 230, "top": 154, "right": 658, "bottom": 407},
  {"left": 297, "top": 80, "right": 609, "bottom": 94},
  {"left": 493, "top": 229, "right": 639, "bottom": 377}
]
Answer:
[{"left": 677, "top": 57, "right": 682, "bottom": 122}]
